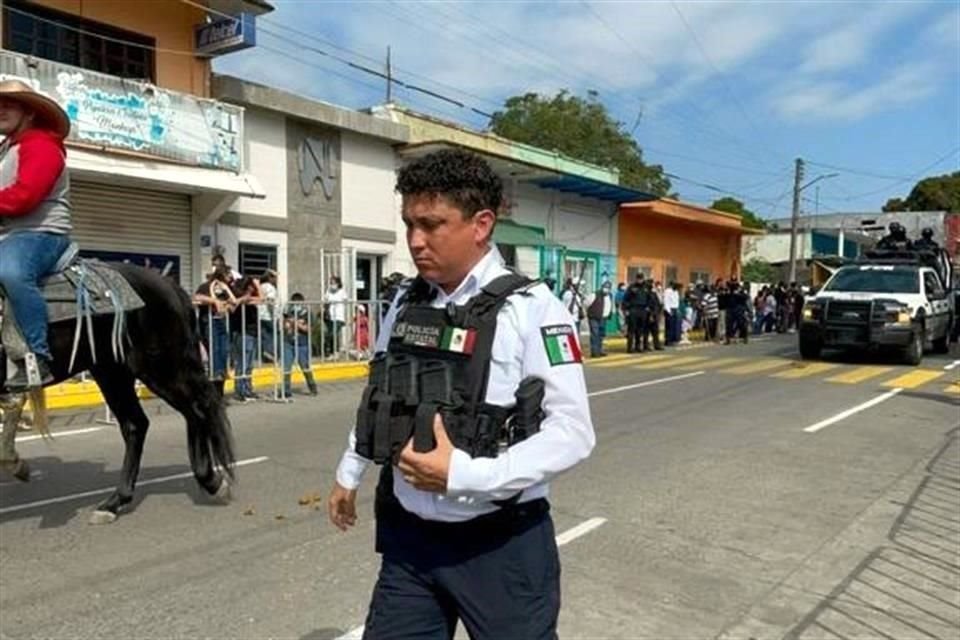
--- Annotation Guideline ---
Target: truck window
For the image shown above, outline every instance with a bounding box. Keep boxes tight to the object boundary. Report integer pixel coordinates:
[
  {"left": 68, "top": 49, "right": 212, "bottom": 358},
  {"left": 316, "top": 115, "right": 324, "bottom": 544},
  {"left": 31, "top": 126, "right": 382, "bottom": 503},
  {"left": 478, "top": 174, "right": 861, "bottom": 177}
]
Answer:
[
  {"left": 924, "top": 272, "right": 944, "bottom": 298},
  {"left": 823, "top": 268, "right": 919, "bottom": 294}
]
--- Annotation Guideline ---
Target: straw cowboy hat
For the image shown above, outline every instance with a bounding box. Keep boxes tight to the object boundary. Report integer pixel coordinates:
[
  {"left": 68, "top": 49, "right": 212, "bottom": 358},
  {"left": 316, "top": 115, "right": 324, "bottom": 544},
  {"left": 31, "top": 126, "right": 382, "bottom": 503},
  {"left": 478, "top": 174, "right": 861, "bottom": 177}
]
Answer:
[{"left": 0, "top": 79, "right": 70, "bottom": 139}]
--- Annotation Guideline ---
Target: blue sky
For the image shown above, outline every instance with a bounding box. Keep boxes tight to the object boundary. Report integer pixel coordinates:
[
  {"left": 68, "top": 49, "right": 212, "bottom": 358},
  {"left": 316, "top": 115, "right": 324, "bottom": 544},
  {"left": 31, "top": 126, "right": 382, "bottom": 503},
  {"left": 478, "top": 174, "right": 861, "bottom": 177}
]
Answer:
[{"left": 216, "top": 0, "right": 960, "bottom": 219}]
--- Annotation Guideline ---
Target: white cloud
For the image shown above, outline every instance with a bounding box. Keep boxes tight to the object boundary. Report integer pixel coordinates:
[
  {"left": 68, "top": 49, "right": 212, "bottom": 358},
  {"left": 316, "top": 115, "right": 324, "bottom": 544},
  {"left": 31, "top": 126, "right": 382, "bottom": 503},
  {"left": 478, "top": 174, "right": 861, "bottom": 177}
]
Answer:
[
  {"left": 771, "top": 61, "right": 941, "bottom": 122},
  {"left": 799, "top": 2, "right": 930, "bottom": 74}
]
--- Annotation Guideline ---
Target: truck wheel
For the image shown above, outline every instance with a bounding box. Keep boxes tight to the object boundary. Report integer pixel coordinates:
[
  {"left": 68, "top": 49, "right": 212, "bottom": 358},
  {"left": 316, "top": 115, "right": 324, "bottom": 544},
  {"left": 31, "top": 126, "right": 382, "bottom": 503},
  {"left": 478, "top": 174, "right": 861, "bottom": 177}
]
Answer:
[
  {"left": 904, "top": 329, "right": 924, "bottom": 366},
  {"left": 799, "top": 335, "right": 822, "bottom": 360}
]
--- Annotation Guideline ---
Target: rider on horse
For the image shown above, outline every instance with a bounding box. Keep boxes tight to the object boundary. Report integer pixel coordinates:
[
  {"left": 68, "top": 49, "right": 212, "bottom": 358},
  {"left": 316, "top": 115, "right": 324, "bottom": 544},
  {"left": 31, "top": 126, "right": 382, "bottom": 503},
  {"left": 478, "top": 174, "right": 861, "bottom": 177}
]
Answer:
[{"left": 0, "top": 79, "right": 73, "bottom": 389}]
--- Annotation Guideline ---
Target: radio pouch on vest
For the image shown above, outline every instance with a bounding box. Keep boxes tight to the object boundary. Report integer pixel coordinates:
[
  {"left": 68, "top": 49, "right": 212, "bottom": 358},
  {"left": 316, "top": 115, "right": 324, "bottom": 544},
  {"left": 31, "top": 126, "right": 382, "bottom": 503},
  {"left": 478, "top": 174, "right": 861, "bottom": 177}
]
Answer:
[{"left": 355, "top": 272, "right": 543, "bottom": 466}]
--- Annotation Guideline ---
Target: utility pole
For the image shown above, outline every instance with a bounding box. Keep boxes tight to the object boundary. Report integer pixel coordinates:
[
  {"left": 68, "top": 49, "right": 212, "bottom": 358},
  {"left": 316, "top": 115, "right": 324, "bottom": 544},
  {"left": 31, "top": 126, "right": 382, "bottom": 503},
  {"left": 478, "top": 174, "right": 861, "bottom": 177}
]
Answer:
[
  {"left": 787, "top": 157, "right": 805, "bottom": 284},
  {"left": 385, "top": 46, "right": 392, "bottom": 104}
]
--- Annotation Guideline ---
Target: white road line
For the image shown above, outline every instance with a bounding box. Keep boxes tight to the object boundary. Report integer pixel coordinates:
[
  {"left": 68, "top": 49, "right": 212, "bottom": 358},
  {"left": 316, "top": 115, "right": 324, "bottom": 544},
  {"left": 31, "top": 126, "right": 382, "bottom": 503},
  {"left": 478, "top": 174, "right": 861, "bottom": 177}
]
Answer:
[
  {"left": 332, "top": 516, "right": 608, "bottom": 640},
  {"left": 803, "top": 389, "right": 904, "bottom": 434},
  {"left": 0, "top": 456, "right": 269, "bottom": 515},
  {"left": 587, "top": 371, "right": 705, "bottom": 398},
  {"left": 555, "top": 516, "right": 608, "bottom": 546},
  {"left": 12, "top": 426, "right": 105, "bottom": 443},
  {"left": 944, "top": 360, "right": 960, "bottom": 371}
]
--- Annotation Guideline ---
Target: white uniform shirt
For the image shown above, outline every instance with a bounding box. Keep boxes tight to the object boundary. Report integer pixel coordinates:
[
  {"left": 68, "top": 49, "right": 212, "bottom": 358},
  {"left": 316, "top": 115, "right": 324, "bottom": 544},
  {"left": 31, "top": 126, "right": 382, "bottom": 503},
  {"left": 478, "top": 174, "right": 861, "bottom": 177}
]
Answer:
[
  {"left": 335, "top": 248, "right": 595, "bottom": 522},
  {"left": 664, "top": 288, "right": 680, "bottom": 312}
]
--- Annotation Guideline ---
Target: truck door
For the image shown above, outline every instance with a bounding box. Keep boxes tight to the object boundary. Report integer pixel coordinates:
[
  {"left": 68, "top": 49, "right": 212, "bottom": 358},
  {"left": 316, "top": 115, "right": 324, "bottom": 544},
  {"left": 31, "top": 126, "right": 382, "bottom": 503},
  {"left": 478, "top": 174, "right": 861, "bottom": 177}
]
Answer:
[{"left": 923, "top": 270, "right": 950, "bottom": 337}]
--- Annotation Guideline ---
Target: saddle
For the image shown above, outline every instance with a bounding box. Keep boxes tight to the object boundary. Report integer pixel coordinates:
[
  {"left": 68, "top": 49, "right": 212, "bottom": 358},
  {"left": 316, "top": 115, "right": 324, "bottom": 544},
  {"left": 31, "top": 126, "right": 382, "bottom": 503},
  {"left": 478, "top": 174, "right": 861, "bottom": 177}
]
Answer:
[{"left": 0, "top": 242, "right": 146, "bottom": 376}]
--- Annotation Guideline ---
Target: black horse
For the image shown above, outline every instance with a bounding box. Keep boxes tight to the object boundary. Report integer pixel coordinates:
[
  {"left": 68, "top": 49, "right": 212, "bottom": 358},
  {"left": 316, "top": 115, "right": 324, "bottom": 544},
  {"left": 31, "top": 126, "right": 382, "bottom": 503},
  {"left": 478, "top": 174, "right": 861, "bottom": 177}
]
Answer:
[{"left": 0, "top": 263, "right": 235, "bottom": 524}]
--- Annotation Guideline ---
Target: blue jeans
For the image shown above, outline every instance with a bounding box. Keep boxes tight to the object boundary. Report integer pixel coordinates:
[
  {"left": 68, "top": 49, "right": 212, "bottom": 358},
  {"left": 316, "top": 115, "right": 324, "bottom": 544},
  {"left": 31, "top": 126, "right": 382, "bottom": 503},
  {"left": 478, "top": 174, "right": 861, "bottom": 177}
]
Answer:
[
  {"left": 0, "top": 231, "right": 71, "bottom": 359},
  {"left": 283, "top": 338, "right": 311, "bottom": 394},
  {"left": 232, "top": 333, "right": 256, "bottom": 397},
  {"left": 588, "top": 318, "right": 606, "bottom": 356},
  {"left": 202, "top": 316, "right": 229, "bottom": 380}
]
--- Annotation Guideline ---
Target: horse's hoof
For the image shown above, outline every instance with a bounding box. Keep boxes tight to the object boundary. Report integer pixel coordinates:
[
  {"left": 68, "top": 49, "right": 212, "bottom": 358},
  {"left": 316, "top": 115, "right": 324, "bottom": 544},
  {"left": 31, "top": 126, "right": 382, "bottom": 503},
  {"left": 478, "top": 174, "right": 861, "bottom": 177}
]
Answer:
[
  {"left": 213, "top": 478, "right": 232, "bottom": 504},
  {"left": 11, "top": 458, "right": 30, "bottom": 482},
  {"left": 88, "top": 510, "right": 118, "bottom": 525}
]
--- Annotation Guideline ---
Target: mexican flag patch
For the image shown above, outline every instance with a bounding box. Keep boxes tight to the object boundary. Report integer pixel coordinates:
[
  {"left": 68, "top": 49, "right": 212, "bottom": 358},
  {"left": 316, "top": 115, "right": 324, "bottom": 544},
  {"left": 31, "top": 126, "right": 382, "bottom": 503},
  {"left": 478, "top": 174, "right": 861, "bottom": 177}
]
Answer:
[
  {"left": 440, "top": 326, "right": 476, "bottom": 354},
  {"left": 541, "top": 325, "right": 582, "bottom": 366}
]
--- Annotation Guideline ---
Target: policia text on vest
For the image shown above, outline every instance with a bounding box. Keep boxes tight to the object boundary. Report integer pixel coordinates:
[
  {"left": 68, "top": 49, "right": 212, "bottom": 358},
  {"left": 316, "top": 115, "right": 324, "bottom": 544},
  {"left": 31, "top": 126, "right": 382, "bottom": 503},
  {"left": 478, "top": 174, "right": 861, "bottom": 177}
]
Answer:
[{"left": 355, "top": 273, "right": 546, "bottom": 465}]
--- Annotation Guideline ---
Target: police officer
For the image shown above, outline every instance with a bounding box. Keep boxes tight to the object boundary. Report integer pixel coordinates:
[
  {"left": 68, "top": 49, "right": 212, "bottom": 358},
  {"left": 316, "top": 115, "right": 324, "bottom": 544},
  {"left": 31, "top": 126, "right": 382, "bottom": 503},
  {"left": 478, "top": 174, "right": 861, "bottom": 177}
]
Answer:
[
  {"left": 622, "top": 273, "right": 645, "bottom": 352},
  {"left": 640, "top": 279, "right": 663, "bottom": 351},
  {"left": 913, "top": 227, "right": 939, "bottom": 251},
  {"left": 876, "top": 221, "right": 912, "bottom": 250},
  {"left": 327, "top": 149, "right": 595, "bottom": 640}
]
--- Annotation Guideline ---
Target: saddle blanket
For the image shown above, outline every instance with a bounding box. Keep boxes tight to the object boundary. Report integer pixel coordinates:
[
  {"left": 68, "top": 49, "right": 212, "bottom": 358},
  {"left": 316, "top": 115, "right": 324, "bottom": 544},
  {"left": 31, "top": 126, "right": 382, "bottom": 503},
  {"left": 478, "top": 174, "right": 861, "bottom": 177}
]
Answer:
[{"left": 0, "top": 260, "right": 146, "bottom": 362}]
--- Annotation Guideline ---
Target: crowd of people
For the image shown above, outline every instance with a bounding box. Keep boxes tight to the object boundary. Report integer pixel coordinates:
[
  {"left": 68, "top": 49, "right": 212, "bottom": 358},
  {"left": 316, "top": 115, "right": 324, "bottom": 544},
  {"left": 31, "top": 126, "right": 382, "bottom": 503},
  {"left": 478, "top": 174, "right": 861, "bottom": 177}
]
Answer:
[
  {"left": 191, "top": 253, "right": 368, "bottom": 402},
  {"left": 559, "top": 275, "right": 804, "bottom": 357}
]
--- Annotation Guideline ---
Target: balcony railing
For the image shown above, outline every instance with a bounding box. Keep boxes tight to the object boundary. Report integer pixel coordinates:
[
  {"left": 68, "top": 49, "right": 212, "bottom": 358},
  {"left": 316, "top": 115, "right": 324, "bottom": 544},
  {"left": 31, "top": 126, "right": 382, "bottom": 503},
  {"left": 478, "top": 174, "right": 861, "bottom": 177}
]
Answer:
[{"left": 0, "top": 49, "right": 244, "bottom": 172}]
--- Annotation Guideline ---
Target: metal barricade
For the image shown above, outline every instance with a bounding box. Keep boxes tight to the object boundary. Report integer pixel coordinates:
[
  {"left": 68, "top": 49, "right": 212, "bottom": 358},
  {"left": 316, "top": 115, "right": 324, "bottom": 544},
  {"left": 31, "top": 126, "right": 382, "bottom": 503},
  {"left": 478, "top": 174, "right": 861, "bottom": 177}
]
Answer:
[{"left": 192, "top": 297, "right": 387, "bottom": 402}]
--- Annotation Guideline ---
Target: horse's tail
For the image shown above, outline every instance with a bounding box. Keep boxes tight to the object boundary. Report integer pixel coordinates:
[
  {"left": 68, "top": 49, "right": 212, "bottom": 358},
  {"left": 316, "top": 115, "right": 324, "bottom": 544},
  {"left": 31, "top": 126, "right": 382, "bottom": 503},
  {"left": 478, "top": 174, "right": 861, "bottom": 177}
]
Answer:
[
  {"left": 205, "top": 381, "right": 236, "bottom": 480},
  {"left": 26, "top": 388, "right": 49, "bottom": 439}
]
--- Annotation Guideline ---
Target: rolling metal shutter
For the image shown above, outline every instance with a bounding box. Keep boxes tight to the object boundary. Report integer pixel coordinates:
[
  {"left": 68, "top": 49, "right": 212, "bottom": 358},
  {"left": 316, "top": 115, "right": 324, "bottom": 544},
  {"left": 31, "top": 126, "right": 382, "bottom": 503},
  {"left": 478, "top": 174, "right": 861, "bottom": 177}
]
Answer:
[{"left": 70, "top": 180, "right": 193, "bottom": 286}]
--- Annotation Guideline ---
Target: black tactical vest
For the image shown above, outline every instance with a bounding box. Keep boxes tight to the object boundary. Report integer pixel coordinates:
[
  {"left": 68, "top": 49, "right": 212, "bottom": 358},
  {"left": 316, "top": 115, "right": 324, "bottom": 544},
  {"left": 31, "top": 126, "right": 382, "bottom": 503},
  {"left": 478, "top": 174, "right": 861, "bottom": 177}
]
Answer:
[{"left": 355, "top": 272, "right": 544, "bottom": 465}]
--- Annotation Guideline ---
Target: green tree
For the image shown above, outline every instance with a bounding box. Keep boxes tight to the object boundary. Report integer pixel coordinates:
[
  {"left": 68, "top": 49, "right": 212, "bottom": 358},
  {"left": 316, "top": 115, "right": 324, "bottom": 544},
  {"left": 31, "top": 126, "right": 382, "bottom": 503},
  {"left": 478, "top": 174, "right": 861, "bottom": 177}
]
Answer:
[
  {"left": 882, "top": 172, "right": 960, "bottom": 212},
  {"left": 741, "top": 258, "right": 779, "bottom": 283},
  {"left": 709, "top": 196, "right": 767, "bottom": 229},
  {"left": 489, "top": 91, "right": 671, "bottom": 196}
]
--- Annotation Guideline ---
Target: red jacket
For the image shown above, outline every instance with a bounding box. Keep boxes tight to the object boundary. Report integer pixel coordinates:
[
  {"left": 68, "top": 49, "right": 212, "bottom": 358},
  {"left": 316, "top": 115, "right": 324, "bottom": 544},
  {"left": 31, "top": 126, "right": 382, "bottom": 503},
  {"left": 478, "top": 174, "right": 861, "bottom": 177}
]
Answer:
[{"left": 0, "top": 129, "right": 67, "bottom": 218}]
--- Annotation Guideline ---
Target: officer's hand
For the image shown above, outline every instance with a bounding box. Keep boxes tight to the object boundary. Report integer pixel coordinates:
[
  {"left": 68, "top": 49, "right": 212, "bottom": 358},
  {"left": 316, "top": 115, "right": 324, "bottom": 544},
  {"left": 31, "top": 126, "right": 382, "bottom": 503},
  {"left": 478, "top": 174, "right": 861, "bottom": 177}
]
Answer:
[
  {"left": 327, "top": 482, "right": 358, "bottom": 531},
  {"left": 397, "top": 415, "right": 453, "bottom": 493}
]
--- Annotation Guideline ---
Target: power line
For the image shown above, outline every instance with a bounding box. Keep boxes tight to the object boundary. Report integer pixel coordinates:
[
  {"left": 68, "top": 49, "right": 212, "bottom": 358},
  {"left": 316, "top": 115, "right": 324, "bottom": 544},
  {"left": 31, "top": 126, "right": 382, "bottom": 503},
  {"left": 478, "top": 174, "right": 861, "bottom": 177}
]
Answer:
[
  {"left": 641, "top": 145, "right": 786, "bottom": 177},
  {"left": 668, "top": 1, "right": 785, "bottom": 165},
  {"left": 804, "top": 159, "right": 914, "bottom": 181},
  {"left": 834, "top": 145, "right": 960, "bottom": 201}
]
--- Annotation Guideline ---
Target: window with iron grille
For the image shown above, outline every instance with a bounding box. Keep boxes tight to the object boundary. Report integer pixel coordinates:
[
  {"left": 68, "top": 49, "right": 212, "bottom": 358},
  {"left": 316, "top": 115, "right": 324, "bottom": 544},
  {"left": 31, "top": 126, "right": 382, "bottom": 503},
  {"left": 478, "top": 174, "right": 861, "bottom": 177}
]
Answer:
[
  {"left": 626, "top": 265, "right": 652, "bottom": 282},
  {"left": 690, "top": 270, "right": 711, "bottom": 287},
  {"left": 239, "top": 243, "right": 277, "bottom": 278},
  {"left": 3, "top": 0, "right": 156, "bottom": 82}
]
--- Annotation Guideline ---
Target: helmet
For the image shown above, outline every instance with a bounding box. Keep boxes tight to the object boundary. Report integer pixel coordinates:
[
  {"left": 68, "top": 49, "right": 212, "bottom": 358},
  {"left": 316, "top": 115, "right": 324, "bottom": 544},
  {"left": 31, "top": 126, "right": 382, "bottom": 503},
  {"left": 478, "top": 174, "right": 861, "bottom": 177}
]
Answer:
[
  {"left": 889, "top": 221, "right": 904, "bottom": 234},
  {"left": 921, "top": 227, "right": 934, "bottom": 240}
]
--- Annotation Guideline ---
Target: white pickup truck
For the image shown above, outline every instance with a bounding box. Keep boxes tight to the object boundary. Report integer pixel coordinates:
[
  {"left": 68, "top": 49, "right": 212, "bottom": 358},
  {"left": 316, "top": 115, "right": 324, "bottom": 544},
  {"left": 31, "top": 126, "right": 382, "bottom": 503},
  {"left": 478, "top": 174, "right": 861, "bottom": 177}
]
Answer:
[{"left": 799, "top": 262, "right": 954, "bottom": 366}]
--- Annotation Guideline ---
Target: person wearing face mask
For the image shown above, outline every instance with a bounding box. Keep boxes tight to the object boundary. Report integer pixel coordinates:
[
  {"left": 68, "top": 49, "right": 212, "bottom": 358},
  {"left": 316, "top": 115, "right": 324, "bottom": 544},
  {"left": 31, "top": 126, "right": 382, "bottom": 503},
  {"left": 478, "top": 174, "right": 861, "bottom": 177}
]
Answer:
[
  {"left": 323, "top": 275, "right": 348, "bottom": 357},
  {"left": 0, "top": 79, "right": 73, "bottom": 389}
]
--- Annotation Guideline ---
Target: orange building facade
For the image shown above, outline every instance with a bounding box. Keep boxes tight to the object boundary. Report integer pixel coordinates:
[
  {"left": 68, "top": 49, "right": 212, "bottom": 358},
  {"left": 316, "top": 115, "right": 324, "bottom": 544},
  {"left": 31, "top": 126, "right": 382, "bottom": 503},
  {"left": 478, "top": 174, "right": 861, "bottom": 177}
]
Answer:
[
  {"left": 618, "top": 199, "right": 755, "bottom": 287},
  {"left": 11, "top": 0, "right": 215, "bottom": 96}
]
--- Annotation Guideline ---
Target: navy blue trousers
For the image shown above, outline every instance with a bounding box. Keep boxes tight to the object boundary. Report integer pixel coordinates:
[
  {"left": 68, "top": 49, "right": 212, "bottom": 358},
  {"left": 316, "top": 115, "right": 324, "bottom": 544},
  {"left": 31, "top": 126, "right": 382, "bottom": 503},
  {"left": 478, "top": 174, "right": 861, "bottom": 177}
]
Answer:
[{"left": 362, "top": 498, "right": 560, "bottom": 640}]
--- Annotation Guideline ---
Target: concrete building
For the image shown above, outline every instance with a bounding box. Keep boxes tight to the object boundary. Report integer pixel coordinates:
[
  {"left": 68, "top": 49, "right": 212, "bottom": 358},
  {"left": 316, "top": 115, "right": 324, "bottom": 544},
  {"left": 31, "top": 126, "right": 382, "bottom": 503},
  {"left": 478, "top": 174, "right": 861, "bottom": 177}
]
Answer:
[
  {"left": 210, "top": 75, "right": 409, "bottom": 302},
  {"left": 0, "top": 0, "right": 273, "bottom": 287},
  {"left": 373, "top": 105, "right": 655, "bottom": 298},
  {"left": 619, "top": 199, "right": 756, "bottom": 287},
  {"left": 763, "top": 211, "right": 958, "bottom": 261}
]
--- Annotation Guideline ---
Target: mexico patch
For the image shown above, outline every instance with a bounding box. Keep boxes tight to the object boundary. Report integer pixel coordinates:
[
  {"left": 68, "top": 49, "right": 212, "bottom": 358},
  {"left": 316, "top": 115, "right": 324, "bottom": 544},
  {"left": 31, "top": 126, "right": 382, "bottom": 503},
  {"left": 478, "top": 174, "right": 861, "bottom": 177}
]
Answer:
[{"left": 541, "top": 325, "right": 582, "bottom": 366}]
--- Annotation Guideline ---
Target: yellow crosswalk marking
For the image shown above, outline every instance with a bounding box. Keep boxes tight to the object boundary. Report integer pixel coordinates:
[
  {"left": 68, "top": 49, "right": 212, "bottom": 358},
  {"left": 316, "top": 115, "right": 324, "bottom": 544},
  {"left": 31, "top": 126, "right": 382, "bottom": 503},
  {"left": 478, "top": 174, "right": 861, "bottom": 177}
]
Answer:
[
  {"left": 722, "top": 359, "right": 792, "bottom": 375},
  {"left": 772, "top": 362, "right": 840, "bottom": 379},
  {"left": 676, "top": 357, "right": 742, "bottom": 371},
  {"left": 591, "top": 354, "right": 671, "bottom": 368},
  {"left": 944, "top": 381, "right": 960, "bottom": 395},
  {"left": 634, "top": 356, "right": 707, "bottom": 370},
  {"left": 585, "top": 353, "right": 632, "bottom": 365},
  {"left": 882, "top": 370, "right": 944, "bottom": 389},
  {"left": 827, "top": 366, "right": 893, "bottom": 384}
]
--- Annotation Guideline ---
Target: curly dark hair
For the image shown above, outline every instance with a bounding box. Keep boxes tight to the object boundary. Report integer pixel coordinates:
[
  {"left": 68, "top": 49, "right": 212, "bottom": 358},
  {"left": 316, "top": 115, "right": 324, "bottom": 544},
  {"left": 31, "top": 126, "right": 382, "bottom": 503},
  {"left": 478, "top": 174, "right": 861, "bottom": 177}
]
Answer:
[{"left": 396, "top": 149, "right": 502, "bottom": 218}]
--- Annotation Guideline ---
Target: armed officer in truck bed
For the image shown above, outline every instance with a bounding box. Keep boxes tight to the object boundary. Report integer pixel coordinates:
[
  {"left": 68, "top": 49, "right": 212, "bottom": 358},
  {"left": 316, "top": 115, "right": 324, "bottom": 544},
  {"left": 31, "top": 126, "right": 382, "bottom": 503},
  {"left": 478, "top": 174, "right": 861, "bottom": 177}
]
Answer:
[{"left": 327, "top": 149, "right": 595, "bottom": 640}]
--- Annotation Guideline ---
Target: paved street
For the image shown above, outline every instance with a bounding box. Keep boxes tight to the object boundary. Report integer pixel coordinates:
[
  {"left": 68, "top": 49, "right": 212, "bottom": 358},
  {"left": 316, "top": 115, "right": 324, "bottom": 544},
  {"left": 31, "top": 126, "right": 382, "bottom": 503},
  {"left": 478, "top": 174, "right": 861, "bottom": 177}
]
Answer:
[{"left": 1, "top": 335, "right": 958, "bottom": 640}]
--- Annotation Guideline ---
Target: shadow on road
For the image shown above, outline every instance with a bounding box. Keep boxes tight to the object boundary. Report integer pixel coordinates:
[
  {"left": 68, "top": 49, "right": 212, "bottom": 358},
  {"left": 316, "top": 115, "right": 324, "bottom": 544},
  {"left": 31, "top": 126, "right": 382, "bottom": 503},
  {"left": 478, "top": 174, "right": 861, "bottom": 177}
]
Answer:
[{"left": 784, "top": 430, "right": 960, "bottom": 639}]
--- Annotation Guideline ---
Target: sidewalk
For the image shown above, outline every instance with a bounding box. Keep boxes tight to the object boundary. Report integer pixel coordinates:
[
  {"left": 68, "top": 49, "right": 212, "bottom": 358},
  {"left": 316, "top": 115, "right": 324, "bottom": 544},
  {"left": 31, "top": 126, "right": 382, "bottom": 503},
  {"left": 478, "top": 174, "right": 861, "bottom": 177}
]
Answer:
[
  {"left": 42, "top": 361, "right": 369, "bottom": 411},
  {"left": 39, "top": 332, "right": 712, "bottom": 411}
]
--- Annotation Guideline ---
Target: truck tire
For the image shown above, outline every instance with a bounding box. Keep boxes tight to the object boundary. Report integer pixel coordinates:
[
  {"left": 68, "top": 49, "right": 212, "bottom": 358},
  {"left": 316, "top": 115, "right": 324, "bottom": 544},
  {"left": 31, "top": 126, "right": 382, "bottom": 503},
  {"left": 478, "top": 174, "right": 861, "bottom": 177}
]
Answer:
[
  {"left": 904, "top": 328, "right": 924, "bottom": 366},
  {"left": 799, "top": 335, "right": 822, "bottom": 360}
]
